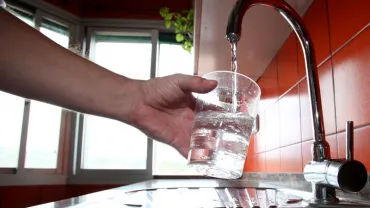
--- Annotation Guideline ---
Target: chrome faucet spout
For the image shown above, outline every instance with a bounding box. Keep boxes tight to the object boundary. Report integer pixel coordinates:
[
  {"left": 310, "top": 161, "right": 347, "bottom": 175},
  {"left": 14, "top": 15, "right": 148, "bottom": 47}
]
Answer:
[
  {"left": 226, "top": 0, "right": 367, "bottom": 203},
  {"left": 226, "top": 0, "right": 327, "bottom": 162}
]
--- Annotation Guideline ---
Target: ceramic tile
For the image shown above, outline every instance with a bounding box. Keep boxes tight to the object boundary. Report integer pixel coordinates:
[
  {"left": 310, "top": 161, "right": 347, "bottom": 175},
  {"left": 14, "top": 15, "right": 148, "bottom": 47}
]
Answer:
[
  {"left": 244, "top": 154, "right": 257, "bottom": 172},
  {"left": 265, "top": 102, "right": 280, "bottom": 151},
  {"left": 298, "top": 0, "right": 331, "bottom": 78},
  {"left": 277, "top": 34, "right": 299, "bottom": 96},
  {"left": 280, "top": 143, "right": 302, "bottom": 173},
  {"left": 328, "top": 0, "right": 370, "bottom": 52},
  {"left": 256, "top": 153, "right": 266, "bottom": 172},
  {"left": 265, "top": 149, "right": 281, "bottom": 172},
  {"left": 258, "top": 56, "right": 279, "bottom": 112},
  {"left": 279, "top": 86, "right": 301, "bottom": 147},
  {"left": 333, "top": 27, "right": 370, "bottom": 131}
]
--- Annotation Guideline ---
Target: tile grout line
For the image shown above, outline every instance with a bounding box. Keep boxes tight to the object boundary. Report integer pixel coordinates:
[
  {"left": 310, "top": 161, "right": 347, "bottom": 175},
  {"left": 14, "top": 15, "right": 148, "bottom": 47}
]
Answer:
[
  {"left": 252, "top": 121, "right": 370, "bottom": 156},
  {"left": 262, "top": 23, "right": 370, "bottom": 110}
]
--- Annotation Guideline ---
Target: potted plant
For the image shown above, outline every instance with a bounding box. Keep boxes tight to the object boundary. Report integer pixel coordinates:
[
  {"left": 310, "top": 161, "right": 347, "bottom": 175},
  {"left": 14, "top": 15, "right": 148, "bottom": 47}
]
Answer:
[{"left": 159, "top": 7, "right": 194, "bottom": 53}]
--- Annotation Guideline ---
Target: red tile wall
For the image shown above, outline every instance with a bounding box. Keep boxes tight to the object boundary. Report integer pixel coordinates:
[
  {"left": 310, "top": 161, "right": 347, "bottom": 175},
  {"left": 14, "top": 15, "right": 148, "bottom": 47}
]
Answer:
[
  {"left": 244, "top": 0, "right": 370, "bottom": 173},
  {"left": 0, "top": 185, "right": 121, "bottom": 208}
]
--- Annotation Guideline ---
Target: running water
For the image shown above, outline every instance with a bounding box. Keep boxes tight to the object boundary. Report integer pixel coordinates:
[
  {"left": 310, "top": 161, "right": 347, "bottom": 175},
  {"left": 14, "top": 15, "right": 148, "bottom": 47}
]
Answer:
[{"left": 230, "top": 42, "right": 238, "bottom": 112}]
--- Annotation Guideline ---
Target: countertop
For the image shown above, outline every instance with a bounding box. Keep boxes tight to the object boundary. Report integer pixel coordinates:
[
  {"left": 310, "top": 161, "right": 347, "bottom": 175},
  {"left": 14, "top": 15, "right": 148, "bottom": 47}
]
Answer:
[{"left": 29, "top": 173, "right": 370, "bottom": 208}]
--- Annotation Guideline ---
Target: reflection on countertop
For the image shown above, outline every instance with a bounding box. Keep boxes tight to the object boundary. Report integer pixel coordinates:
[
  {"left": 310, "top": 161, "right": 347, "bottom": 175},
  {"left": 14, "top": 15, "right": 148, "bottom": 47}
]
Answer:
[{"left": 30, "top": 173, "right": 370, "bottom": 208}]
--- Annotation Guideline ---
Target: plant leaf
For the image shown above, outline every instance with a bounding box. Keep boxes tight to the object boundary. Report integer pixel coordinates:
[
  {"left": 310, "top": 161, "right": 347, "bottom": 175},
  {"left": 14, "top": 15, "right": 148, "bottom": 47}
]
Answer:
[
  {"left": 187, "top": 9, "right": 194, "bottom": 19},
  {"left": 176, "top": 33, "right": 185, "bottom": 42},
  {"left": 165, "top": 20, "right": 171, "bottom": 28},
  {"left": 159, "top": 7, "right": 169, "bottom": 17}
]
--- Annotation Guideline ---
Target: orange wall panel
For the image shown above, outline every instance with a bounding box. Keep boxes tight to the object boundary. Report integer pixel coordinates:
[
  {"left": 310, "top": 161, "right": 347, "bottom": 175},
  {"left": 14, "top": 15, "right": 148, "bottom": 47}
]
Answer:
[
  {"left": 244, "top": 0, "right": 370, "bottom": 173},
  {"left": 333, "top": 27, "right": 370, "bottom": 131},
  {"left": 327, "top": 0, "right": 370, "bottom": 52},
  {"left": 277, "top": 34, "right": 299, "bottom": 96}
]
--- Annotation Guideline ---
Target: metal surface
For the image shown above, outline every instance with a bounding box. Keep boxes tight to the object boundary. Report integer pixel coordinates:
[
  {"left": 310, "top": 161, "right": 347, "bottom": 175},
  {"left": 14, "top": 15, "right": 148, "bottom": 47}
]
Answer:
[
  {"left": 304, "top": 160, "right": 367, "bottom": 193},
  {"left": 225, "top": 0, "right": 367, "bottom": 204},
  {"left": 346, "top": 121, "right": 354, "bottom": 161},
  {"left": 30, "top": 179, "right": 370, "bottom": 207}
]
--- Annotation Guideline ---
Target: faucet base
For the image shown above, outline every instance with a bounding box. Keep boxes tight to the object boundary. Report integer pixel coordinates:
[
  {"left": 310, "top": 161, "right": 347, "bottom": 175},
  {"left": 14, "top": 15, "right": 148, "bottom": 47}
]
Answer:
[{"left": 311, "top": 184, "right": 339, "bottom": 204}]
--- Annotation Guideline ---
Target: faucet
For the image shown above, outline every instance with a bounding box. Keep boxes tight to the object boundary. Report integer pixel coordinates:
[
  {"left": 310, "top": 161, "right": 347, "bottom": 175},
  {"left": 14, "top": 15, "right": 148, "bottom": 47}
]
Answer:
[{"left": 226, "top": 0, "right": 368, "bottom": 204}]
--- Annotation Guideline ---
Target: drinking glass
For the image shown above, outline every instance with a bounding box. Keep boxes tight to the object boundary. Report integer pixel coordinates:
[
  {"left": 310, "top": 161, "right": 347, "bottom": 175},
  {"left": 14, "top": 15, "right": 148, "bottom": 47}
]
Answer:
[{"left": 187, "top": 71, "right": 261, "bottom": 179}]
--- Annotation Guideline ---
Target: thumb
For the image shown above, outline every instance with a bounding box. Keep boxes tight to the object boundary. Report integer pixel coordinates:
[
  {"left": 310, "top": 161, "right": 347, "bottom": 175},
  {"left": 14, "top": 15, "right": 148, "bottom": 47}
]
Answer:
[{"left": 174, "top": 74, "right": 217, "bottom": 93}]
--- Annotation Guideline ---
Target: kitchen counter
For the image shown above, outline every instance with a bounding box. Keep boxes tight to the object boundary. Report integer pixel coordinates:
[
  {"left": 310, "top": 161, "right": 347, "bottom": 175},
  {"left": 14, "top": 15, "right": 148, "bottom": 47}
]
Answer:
[{"left": 30, "top": 173, "right": 370, "bottom": 208}]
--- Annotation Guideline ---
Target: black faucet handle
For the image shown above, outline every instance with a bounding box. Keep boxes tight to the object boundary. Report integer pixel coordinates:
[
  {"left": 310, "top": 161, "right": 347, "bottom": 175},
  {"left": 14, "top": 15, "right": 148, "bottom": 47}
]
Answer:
[{"left": 346, "top": 121, "right": 354, "bottom": 161}]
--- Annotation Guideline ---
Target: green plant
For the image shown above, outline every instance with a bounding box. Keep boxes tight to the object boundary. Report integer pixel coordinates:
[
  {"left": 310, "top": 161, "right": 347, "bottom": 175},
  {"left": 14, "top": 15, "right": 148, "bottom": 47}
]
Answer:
[{"left": 159, "top": 7, "right": 194, "bottom": 53}]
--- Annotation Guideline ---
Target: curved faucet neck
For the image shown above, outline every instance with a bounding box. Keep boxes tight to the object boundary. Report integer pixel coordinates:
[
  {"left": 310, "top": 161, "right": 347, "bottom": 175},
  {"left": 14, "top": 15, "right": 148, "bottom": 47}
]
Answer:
[{"left": 226, "top": 0, "right": 327, "bottom": 161}]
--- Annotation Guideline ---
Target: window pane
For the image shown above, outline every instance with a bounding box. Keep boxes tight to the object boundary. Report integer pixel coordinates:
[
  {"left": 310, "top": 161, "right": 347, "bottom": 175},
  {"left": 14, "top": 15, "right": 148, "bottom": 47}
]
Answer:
[
  {"left": 8, "top": 7, "right": 34, "bottom": 27},
  {"left": 0, "top": 7, "right": 33, "bottom": 168},
  {"left": 0, "top": 92, "right": 25, "bottom": 168},
  {"left": 153, "top": 43, "right": 198, "bottom": 175},
  {"left": 25, "top": 18, "right": 69, "bottom": 168},
  {"left": 82, "top": 36, "right": 152, "bottom": 169}
]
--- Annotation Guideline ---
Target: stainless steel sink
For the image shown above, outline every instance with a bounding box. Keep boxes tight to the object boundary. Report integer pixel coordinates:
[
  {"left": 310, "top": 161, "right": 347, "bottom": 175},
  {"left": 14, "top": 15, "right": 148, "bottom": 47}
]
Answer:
[{"left": 116, "top": 187, "right": 370, "bottom": 208}]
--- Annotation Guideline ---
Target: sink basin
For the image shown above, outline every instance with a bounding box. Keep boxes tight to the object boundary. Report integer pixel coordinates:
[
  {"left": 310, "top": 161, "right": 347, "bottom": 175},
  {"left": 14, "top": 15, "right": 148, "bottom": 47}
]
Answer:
[{"left": 115, "top": 187, "right": 370, "bottom": 208}]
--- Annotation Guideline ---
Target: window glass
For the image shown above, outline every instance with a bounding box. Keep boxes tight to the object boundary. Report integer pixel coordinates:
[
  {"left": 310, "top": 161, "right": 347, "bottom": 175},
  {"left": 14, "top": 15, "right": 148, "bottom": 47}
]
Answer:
[
  {"left": 25, "top": 18, "right": 69, "bottom": 168},
  {"left": 0, "top": 92, "right": 25, "bottom": 168},
  {"left": 82, "top": 35, "right": 152, "bottom": 169},
  {"left": 153, "top": 43, "right": 198, "bottom": 175}
]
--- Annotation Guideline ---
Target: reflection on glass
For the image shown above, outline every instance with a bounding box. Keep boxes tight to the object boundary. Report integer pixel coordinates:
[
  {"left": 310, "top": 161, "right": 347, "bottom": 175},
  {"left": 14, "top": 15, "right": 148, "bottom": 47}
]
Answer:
[
  {"left": 152, "top": 44, "right": 198, "bottom": 175},
  {"left": 82, "top": 38, "right": 152, "bottom": 169},
  {"left": 0, "top": 92, "right": 25, "bottom": 167},
  {"left": 25, "top": 20, "right": 69, "bottom": 168}
]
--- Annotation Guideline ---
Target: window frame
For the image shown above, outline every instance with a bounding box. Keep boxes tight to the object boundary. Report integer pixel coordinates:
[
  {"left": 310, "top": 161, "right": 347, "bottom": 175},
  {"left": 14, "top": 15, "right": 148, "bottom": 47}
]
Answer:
[
  {"left": 0, "top": 3, "right": 78, "bottom": 181},
  {"left": 67, "top": 27, "right": 159, "bottom": 184}
]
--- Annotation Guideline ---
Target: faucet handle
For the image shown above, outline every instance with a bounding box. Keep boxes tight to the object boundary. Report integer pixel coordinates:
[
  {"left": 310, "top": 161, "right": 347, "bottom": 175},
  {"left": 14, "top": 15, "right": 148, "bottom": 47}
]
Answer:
[{"left": 346, "top": 121, "right": 354, "bottom": 161}]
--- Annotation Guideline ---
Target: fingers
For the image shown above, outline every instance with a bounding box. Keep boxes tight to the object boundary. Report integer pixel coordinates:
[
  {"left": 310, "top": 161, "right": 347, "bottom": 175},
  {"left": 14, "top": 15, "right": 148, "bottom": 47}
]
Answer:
[
  {"left": 174, "top": 74, "right": 217, "bottom": 94},
  {"left": 178, "top": 146, "right": 190, "bottom": 159}
]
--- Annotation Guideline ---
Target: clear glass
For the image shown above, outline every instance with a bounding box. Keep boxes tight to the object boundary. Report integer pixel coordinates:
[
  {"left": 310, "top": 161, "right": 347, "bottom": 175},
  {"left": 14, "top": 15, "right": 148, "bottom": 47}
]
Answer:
[
  {"left": 82, "top": 39, "right": 151, "bottom": 169},
  {"left": 187, "top": 71, "right": 261, "bottom": 179},
  {"left": 0, "top": 92, "right": 25, "bottom": 167},
  {"left": 25, "top": 20, "right": 69, "bottom": 168},
  {"left": 0, "top": 8, "right": 32, "bottom": 168},
  {"left": 152, "top": 44, "right": 199, "bottom": 175}
]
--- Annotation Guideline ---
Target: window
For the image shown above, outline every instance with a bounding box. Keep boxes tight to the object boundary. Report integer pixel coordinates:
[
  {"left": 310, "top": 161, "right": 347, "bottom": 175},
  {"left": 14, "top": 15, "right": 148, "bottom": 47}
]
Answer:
[
  {"left": 0, "top": 92, "right": 25, "bottom": 168},
  {"left": 25, "top": 18, "right": 70, "bottom": 169},
  {"left": 0, "top": 7, "right": 34, "bottom": 168},
  {"left": 7, "top": 6, "right": 34, "bottom": 27},
  {"left": 81, "top": 34, "right": 152, "bottom": 170},
  {"left": 77, "top": 31, "right": 199, "bottom": 179},
  {"left": 152, "top": 40, "right": 198, "bottom": 175}
]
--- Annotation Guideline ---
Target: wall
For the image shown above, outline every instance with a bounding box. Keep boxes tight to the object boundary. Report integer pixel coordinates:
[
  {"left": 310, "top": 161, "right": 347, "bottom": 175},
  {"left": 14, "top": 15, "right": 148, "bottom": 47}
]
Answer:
[
  {"left": 43, "top": 0, "right": 192, "bottom": 20},
  {"left": 0, "top": 185, "right": 121, "bottom": 207},
  {"left": 244, "top": 0, "right": 370, "bottom": 173}
]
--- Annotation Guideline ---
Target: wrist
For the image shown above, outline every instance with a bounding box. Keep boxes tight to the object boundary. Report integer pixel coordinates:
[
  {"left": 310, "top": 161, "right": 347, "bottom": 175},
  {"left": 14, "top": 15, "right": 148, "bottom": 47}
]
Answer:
[{"left": 108, "top": 76, "right": 144, "bottom": 124}]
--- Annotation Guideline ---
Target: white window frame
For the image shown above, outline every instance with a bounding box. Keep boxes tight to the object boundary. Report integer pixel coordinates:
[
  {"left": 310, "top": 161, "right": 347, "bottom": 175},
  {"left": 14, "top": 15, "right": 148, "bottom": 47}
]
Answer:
[
  {"left": 0, "top": 2, "right": 79, "bottom": 185},
  {"left": 67, "top": 27, "right": 159, "bottom": 184}
]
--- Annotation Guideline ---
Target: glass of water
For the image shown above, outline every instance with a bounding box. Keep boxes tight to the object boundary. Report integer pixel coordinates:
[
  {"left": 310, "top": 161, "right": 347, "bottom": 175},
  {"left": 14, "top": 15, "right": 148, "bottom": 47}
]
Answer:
[{"left": 187, "top": 71, "right": 261, "bottom": 179}]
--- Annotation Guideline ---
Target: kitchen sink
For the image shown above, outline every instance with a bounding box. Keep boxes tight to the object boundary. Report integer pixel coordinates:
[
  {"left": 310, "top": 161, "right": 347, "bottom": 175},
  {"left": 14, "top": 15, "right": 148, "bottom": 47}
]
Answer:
[{"left": 114, "top": 187, "right": 370, "bottom": 208}]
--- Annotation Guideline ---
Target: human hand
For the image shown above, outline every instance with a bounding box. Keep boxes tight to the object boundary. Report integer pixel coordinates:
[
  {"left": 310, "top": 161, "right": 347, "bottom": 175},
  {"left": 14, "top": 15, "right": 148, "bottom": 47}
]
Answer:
[{"left": 126, "top": 74, "right": 217, "bottom": 158}]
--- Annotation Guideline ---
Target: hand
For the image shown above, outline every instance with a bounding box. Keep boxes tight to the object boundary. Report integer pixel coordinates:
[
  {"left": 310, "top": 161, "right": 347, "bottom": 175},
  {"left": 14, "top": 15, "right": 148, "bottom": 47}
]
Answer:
[{"left": 127, "top": 74, "right": 217, "bottom": 158}]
